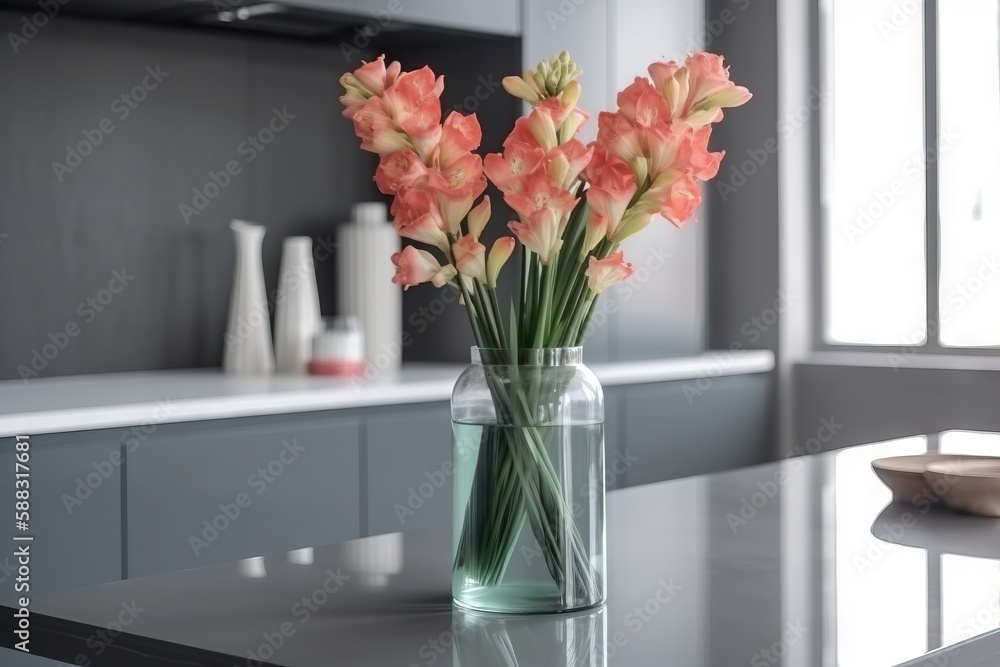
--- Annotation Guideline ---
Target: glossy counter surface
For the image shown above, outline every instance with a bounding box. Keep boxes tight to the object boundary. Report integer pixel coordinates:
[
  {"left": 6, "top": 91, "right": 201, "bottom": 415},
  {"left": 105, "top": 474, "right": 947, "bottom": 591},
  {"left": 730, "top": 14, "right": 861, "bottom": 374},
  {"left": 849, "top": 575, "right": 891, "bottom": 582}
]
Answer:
[
  {"left": 2, "top": 435, "right": 999, "bottom": 666},
  {"left": 0, "top": 352, "right": 775, "bottom": 437}
]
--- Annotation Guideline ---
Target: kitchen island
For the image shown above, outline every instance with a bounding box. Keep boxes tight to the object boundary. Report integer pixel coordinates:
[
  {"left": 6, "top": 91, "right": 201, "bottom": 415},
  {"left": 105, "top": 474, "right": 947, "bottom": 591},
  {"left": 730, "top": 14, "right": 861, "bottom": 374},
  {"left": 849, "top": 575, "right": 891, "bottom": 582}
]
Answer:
[{"left": 2, "top": 435, "right": 999, "bottom": 666}]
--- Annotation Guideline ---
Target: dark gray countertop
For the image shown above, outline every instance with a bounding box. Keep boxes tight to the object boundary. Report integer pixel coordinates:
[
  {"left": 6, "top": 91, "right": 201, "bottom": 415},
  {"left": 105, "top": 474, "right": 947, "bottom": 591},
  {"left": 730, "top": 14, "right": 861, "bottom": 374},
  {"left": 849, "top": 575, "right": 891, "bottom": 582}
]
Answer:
[{"left": 2, "top": 437, "right": 999, "bottom": 666}]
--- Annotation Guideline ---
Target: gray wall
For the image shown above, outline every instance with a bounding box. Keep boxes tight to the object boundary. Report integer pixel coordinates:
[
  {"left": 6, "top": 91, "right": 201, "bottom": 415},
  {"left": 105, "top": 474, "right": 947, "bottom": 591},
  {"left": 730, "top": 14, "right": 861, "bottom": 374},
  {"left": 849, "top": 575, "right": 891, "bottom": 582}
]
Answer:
[
  {"left": 0, "top": 11, "right": 519, "bottom": 379},
  {"left": 704, "top": 0, "right": 781, "bottom": 449}
]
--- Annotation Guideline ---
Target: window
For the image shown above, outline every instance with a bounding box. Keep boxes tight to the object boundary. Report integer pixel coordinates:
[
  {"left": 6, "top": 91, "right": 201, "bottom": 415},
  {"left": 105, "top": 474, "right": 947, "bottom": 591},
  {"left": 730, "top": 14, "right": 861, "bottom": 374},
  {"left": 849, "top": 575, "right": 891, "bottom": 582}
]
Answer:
[{"left": 821, "top": 0, "right": 1000, "bottom": 349}]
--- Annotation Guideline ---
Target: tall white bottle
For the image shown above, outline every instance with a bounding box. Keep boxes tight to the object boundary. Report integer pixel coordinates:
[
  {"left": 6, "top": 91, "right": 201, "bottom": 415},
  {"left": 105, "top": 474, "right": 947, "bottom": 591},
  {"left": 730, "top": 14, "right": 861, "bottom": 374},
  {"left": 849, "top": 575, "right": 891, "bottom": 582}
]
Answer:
[
  {"left": 338, "top": 203, "right": 401, "bottom": 377},
  {"left": 223, "top": 220, "right": 274, "bottom": 375},
  {"left": 274, "top": 236, "right": 322, "bottom": 374}
]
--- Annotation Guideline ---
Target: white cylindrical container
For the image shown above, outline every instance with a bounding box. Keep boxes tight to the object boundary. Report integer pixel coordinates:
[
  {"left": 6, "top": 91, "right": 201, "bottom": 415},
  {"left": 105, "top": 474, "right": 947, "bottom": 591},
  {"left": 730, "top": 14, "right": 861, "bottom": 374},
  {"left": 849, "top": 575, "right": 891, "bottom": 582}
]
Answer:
[
  {"left": 309, "top": 316, "right": 365, "bottom": 377},
  {"left": 223, "top": 220, "right": 274, "bottom": 375},
  {"left": 274, "top": 236, "right": 322, "bottom": 374},
  {"left": 338, "top": 202, "right": 401, "bottom": 377}
]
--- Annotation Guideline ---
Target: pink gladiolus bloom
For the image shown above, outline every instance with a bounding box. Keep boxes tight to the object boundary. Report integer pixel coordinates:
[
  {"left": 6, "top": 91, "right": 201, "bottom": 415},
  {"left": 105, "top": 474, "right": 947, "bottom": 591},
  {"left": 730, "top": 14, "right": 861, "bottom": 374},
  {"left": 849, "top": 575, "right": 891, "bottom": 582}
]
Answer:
[
  {"left": 647, "top": 61, "right": 681, "bottom": 92},
  {"left": 375, "top": 149, "right": 428, "bottom": 195},
  {"left": 616, "top": 77, "right": 671, "bottom": 130},
  {"left": 641, "top": 123, "right": 694, "bottom": 181},
  {"left": 440, "top": 153, "right": 485, "bottom": 195},
  {"left": 453, "top": 234, "right": 487, "bottom": 282},
  {"left": 353, "top": 97, "right": 411, "bottom": 155},
  {"left": 586, "top": 159, "right": 636, "bottom": 237},
  {"left": 504, "top": 170, "right": 578, "bottom": 224},
  {"left": 550, "top": 139, "right": 593, "bottom": 187},
  {"left": 585, "top": 251, "right": 635, "bottom": 293},
  {"left": 505, "top": 107, "right": 559, "bottom": 153},
  {"left": 657, "top": 53, "right": 752, "bottom": 127},
  {"left": 581, "top": 211, "right": 609, "bottom": 258},
  {"left": 467, "top": 196, "right": 491, "bottom": 240},
  {"left": 483, "top": 142, "right": 546, "bottom": 194},
  {"left": 656, "top": 171, "right": 702, "bottom": 227},
  {"left": 391, "top": 188, "right": 450, "bottom": 251},
  {"left": 687, "top": 125, "right": 724, "bottom": 180},
  {"left": 391, "top": 245, "right": 455, "bottom": 290},
  {"left": 487, "top": 236, "right": 516, "bottom": 288},
  {"left": 509, "top": 207, "right": 563, "bottom": 265},
  {"left": 595, "top": 111, "right": 643, "bottom": 165},
  {"left": 437, "top": 112, "right": 483, "bottom": 168},
  {"left": 354, "top": 55, "right": 402, "bottom": 97}
]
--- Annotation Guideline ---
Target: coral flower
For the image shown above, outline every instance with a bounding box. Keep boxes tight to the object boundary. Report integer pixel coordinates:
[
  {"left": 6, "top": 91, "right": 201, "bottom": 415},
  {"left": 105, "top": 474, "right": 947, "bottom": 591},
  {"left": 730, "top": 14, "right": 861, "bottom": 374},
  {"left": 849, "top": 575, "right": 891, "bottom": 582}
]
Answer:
[
  {"left": 391, "top": 246, "right": 455, "bottom": 290},
  {"left": 483, "top": 142, "right": 546, "bottom": 194},
  {"left": 452, "top": 234, "right": 487, "bottom": 282},
  {"left": 509, "top": 207, "right": 563, "bottom": 265},
  {"left": 487, "top": 237, "right": 516, "bottom": 288},
  {"left": 585, "top": 251, "right": 635, "bottom": 294},
  {"left": 374, "top": 149, "right": 428, "bottom": 195}
]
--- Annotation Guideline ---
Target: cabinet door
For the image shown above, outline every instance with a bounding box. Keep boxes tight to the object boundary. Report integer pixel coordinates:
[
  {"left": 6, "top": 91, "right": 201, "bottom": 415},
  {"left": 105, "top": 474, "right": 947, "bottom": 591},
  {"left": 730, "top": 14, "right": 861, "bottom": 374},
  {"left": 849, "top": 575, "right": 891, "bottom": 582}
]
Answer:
[
  {"left": 286, "top": 0, "right": 518, "bottom": 35},
  {"left": 127, "top": 414, "right": 360, "bottom": 577},
  {"left": 365, "top": 403, "right": 452, "bottom": 536},
  {"left": 0, "top": 433, "right": 121, "bottom": 594},
  {"left": 623, "top": 374, "right": 773, "bottom": 486}
]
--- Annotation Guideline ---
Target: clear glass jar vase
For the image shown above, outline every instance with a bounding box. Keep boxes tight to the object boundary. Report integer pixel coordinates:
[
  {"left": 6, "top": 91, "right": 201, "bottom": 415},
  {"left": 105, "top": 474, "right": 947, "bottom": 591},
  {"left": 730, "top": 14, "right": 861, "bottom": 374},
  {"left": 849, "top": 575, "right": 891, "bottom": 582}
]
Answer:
[{"left": 452, "top": 347, "right": 606, "bottom": 614}]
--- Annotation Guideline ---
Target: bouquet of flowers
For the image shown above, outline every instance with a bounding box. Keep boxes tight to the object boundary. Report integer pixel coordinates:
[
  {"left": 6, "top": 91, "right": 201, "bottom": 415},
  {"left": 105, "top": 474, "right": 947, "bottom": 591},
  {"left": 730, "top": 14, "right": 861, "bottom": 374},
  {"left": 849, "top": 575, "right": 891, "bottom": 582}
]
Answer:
[{"left": 340, "top": 51, "right": 749, "bottom": 603}]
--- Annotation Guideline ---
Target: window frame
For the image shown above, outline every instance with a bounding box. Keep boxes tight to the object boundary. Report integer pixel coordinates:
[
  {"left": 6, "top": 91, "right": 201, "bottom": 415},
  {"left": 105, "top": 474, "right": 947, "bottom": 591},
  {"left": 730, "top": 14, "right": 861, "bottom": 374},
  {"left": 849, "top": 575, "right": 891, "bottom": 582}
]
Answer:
[{"left": 814, "top": 0, "right": 1000, "bottom": 355}]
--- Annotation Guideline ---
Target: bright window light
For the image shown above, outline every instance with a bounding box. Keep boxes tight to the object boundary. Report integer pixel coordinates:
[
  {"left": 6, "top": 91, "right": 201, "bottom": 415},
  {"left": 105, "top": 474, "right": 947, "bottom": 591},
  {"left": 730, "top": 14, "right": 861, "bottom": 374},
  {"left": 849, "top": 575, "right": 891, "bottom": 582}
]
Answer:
[
  {"left": 824, "top": 0, "right": 926, "bottom": 345},
  {"left": 938, "top": 0, "right": 1000, "bottom": 347}
]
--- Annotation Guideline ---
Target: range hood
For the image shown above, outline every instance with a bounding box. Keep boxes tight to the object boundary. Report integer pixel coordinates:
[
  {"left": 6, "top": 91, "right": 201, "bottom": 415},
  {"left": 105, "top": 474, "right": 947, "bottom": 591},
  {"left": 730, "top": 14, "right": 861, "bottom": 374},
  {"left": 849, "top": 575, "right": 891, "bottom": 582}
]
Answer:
[{"left": 0, "top": 0, "right": 419, "bottom": 38}]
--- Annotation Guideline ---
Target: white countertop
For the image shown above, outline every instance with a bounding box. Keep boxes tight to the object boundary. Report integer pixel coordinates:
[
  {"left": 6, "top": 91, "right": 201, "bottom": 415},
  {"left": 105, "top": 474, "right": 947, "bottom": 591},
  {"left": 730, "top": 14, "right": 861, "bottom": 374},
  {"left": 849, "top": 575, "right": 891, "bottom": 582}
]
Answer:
[{"left": 0, "top": 351, "right": 774, "bottom": 437}]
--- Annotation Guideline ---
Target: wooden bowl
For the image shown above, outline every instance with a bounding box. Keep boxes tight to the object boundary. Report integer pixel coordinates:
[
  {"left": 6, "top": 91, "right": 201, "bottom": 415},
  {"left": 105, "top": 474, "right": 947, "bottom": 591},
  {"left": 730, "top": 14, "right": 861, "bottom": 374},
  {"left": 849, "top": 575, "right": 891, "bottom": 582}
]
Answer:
[
  {"left": 871, "top": 455, "right": 989, "bottom": 504},
  {"left": 924, "top": 459, "right": 1000, "bottom": 518}
]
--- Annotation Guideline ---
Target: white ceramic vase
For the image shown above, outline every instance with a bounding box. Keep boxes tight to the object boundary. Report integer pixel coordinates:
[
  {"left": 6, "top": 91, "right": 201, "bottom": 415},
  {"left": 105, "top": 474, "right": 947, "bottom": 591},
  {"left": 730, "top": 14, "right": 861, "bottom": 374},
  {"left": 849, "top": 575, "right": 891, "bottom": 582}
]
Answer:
[
  {"left": 223, "top": 220, "right": 274, "bottom": 375},
  {"left": 274, "top": 236, "right": 322, "bottom": 374},
  {"left": 338, "top": 203, "right": 401, "bottom": 377}
]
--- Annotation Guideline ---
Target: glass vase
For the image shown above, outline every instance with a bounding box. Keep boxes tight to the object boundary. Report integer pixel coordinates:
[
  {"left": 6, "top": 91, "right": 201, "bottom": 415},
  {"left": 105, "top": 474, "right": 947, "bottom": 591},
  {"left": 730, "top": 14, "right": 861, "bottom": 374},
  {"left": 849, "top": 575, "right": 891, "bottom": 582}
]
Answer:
[{"left": 452, "top": 347, "right": 606, "bottom": 614}]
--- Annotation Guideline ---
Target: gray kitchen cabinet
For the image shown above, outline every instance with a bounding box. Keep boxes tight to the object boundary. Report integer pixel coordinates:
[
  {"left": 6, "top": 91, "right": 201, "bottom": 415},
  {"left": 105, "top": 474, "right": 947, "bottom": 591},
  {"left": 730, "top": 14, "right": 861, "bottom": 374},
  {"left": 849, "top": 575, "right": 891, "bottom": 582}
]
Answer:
[
  {"left": 0, "top": 649, "right": 63, "bottom": 666},
  {"left": 127, "top": 414, "right": 360, "bottom": 577},
  {"left": 365, "top": 403, "right": 452, "bottom": 536},
  {"left": 622, "top": 374, "right": 773, "bottom": 486},
  {"left": 0, "top": 433, "right": 121, "bottom": 594},
  {"left": 285, "top": 0, "right": 518, "bottom": 36}
]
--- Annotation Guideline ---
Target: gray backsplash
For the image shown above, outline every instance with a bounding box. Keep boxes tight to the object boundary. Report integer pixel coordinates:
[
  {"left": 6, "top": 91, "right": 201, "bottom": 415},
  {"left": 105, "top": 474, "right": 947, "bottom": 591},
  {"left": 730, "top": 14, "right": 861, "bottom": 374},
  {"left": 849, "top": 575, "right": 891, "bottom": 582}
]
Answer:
[{"left": 0, "top": 10, "right": 520, "bottom": 380}]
